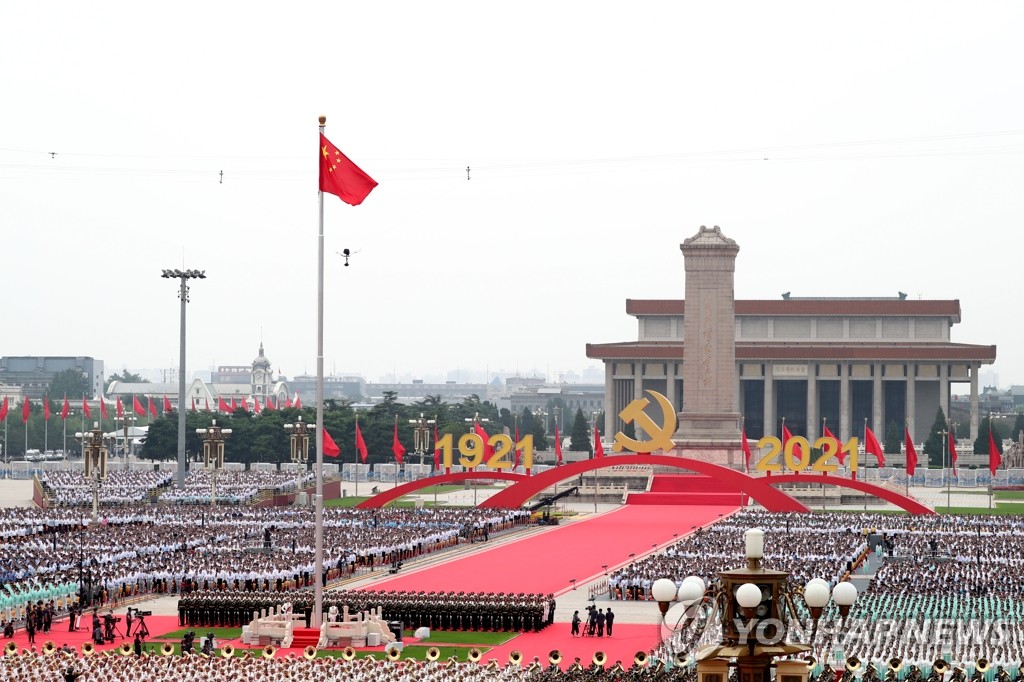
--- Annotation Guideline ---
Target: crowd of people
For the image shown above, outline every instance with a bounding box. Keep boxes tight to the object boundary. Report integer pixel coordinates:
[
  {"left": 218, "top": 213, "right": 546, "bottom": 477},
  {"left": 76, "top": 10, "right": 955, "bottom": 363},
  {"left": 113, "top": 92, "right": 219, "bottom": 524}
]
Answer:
[
  {"left": 39, "top": 471, "right": 175, "bottom": 507},
  {"left": 0, "top": 651, "right": 696, "bottom": 682}
]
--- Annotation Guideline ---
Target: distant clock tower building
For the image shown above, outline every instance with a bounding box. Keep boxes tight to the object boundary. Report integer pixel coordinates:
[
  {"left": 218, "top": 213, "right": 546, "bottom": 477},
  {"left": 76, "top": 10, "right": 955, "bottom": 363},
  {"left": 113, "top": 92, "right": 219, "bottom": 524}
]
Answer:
[{"left": 251, "top": 343, "right": 273, "bottom": 399}]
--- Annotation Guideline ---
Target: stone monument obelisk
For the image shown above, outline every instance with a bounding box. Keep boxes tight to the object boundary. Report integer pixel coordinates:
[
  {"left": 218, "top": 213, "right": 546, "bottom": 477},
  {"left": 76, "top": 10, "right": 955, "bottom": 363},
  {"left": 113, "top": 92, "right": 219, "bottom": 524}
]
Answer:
[{"left": 672, "top": 225, "right": 743, "bottom": 466}]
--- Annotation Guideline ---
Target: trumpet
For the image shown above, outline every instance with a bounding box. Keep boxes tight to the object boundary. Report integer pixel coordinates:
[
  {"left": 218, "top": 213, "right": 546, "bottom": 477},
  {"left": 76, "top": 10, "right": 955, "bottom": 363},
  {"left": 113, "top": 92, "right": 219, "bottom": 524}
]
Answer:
[
  {"left": 549, "top": 650, "right": 563, "bottom": 666},
  {"left": 118, "top": 642, "right": 132, "bottom": 656},
  {"left": 43, "top": 641, "right": 57, "bottom": 656},
  {"left": 4, "top": 641, "right": 17, "bottom": 656},
  {"left": 593, "top": 651, "right": 607, "bottom": 668},
  {"left": 634, "top": 651, "right": 649, "bottom": 668},
  {"left": 160, "top": 643, "right": 174, "bottom": 656},
  {"left": 262, "top": 644, "right": 276, "bottom": 659},
  {"left": 341, "top": 646, "right": 356, "bottom": 662},
  {"left": 847, "top": 657, "right": 862, "bottom": 672},
  {"left": 933, "top": 659, "right": 950, "bottom": 675},
  {"left": 426, "top": 647, "right": 441, "bottom": 662},
  {"left": 889, "top": 658, "right": 903, "bottom": 672},
  {"left": 387, "top": 647, "right": 402, "bottom": 662},
  {"left": 977, "top": 659, "right": 991, "bottom": 673},
  {"left": 468, "top": 648, "right": 482, "bottom": 664},
  {"left": 303, "top": 645, "right": 317, "bottom": 660},
  {"left": 221, "top": 644, "right": 234, "bottom": 658},
  {"left": 82, "top": 642, "right": 96, "bottom": 657}
]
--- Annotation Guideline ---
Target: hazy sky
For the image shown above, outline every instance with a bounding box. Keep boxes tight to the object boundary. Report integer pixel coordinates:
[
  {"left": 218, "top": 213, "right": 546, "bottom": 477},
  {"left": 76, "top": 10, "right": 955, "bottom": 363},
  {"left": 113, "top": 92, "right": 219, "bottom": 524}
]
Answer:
[{"left": 3, "top": 2, "right": 1023, "bottom": 387}]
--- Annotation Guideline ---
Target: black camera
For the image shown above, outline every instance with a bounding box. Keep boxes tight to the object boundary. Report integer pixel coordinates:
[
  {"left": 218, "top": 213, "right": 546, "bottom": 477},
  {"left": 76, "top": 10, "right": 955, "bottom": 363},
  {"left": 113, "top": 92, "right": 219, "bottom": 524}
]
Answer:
[{"left": 138, "top": 611, "right": 152, "bottom": 617}]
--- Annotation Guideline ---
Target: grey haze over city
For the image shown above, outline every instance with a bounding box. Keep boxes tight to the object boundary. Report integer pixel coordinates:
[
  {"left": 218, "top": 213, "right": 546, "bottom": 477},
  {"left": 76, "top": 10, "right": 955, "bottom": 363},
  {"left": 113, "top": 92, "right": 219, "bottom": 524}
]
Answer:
[{"left": 3, "top": 2, "right": 1023, "bottom": 391}]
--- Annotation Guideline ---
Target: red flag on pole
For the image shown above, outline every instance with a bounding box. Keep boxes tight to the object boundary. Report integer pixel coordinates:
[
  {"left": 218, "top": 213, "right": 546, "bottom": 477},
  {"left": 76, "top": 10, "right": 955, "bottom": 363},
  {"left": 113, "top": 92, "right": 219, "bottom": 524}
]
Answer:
[
  {"left": 43, "top": 395, "right": 51, "bottom": 421},
  {"left": 100, "top": 399, "right": 108, "bottom": 420},
  {"left": 323, "top": 427, "right": 341, "bottom": 457},
  {"left": 949, "top": 429, "right": 958, "bottom": 474},
  {"left": 203, "top": 397, "right": 209, "bottom": 412},
  {"left": 294, "top": 394, "right": 302, "bottom": 409},
  {"left": 864, "top": 424, "right": 885, "bottom": 466},
  {"left": 594, "top": 426, "right": 604, "bottom": 457},
  {"left": 22, "top": 397, "right": 31, "bottom": 424},
  {"left": 904, "top": 426, "right": 918, "bottom": 477},
  {"left": 781, "top": 423, "right": 802, "bottom": 458},
  {"left": 265, "top": 397, "right": 275, "bottom": 411},
  {"left": 392, "top": 419, "right": 406, "bottom": 465},
  {"left": 253, "top": 397, "right": 262, "bottom": 414},
  {"left": 60, "top": 395, "right": 70, "bottom": 421},
  {"left": 989, "top": 425, "right": 1002, "bottom": 475},
  {"left": 148, "top": 396, "right": 157, "bottom": 419},
  {"left": 554, "top": 423, "right": 562, "bottom": 465},
  {"left": 82, "top": 396, "right": 91, "bottom": 419},
  {"left": 218, "top": 397, "right": 230, "bottom": 413},
  {"left": 133, "top": 395, "right": 146, "bottom": 417},
  {"left": 823, "top": 423, "right": 843, "bottom": 465},
  {"left": 285, "top": 395, "right": 293, "bottom": 409},
  {"left": 474, "top": 422, "right": 492, "bottom": 459},
  {"left": 513, "top": 422, "right": 521, "bottom": 469},
  {"left": 230, "top": 397, "right": 238, "bottom": 412},
  {"left": 355, "top": 421, "right": 368, "bottom": 464},
  {"left": 741, "top": 423, "right": 753, "bottom": 471},
  {"left": 433, "top": 423, "right": 441, "bottom": 470},
  {"left": 116, "top": 397, "right": 124, "bottom": 418},
  {"left": 164, "top": 396, "right": 173, "bottom": 413},
  {"left": 0, "top": 397, "right": 7, "bottom": 421},
  {"left": 319, "top": 134, "right": 378, "bottom": 206}
]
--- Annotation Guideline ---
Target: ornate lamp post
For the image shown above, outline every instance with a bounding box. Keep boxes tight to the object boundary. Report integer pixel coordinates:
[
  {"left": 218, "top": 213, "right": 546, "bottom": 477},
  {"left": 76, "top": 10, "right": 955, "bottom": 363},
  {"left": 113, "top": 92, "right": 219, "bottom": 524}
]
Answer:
[
  {"left": 654, "top": 528, "right": 858, "bottom": 682},
  {"left": 283, "top": 416, "right": 310, "bottom": 504},
  {"left": 195, "top": 420, "right": 231, "bottom": 508},
  {"left": 74, "top": 422, "right": 109, "bottom": 525},
  {"left": 162, "top": 268, "right": 205, "bottom": 490},
  {"left": 464, "top": 412, "right": 489, "bottom": 506},
  {"left": 409, "top": 413, "right": 436, "bottom": 469},
  {"left": 118, "top": 413, "right": 137, "bottom": 472}
]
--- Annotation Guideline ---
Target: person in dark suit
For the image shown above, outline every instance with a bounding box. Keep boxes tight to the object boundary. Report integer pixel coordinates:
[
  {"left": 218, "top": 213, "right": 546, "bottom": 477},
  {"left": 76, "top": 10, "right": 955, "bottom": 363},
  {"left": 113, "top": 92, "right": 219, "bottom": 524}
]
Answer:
[
  {"left": 595, "top": 608, "right": 606, "bottom": 637},
  {"left": 571, "top": 610, "right": 581, "bottom": 637},
  {"left": 605, "top": 607, "right": 615, "bottom": 636}
]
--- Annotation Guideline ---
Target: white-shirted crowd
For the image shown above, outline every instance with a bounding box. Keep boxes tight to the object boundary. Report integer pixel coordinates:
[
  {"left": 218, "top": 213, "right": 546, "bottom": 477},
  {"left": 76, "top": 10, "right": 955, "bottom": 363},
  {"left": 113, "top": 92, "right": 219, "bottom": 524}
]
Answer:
[{"left": 39, "top": 472, "right": 175, "bottom": 507}]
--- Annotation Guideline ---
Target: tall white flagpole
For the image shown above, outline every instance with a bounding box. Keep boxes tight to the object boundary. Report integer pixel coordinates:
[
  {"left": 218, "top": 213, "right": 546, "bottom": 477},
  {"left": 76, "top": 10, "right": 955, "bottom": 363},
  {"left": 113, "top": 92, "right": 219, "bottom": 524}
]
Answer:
[{"left": 314, "top": 115, "right": 327, "bottom": 628}]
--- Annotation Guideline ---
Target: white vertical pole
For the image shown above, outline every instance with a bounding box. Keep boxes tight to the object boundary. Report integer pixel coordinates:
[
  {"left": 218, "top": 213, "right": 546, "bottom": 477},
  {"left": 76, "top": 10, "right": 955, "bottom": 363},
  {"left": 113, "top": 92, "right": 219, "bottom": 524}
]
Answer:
[{"left": 314, "top": 116, "right": 327, "bottom": 629}]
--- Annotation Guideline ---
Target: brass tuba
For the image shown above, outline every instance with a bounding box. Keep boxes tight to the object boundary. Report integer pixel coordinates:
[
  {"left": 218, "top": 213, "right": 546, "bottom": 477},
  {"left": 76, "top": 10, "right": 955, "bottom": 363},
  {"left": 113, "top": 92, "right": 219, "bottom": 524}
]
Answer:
[
  {"left": 426, "top": 647, "right": 441, "bottom": 662},
  {"left": 675, "top": 651, "right": 690, "bottom": 667},
  {"left": 933, "top": 660, "right": 951, "bottom": 675},
  {"left": 977, "top": 659, "right": 991, "bottom": 673},
  {"left": 634, "top": 651, "right": 649, "bottom": 668},
  {"left": 508, "top": 650, "right": 523, "bottom": 666},
  {"left": 593, "top": 651, "right": 607, "bottom": 668},
  {"left": 4, "top": 641, "right": 17, "bottom": 656},
  {"left": 468, "top": 648, "right": 482, "bottom": 664},
  {"left": 341, "top": 646, "right": 355, "bottom": 661},
  {"left": 889, "top": 658, "right": 903, "bottom": 672},
  {"left": 549, "top": 650, "right": 563, "bottom": 666},
  {"left": 160, "top": 643, "right": 174, "bottom": 656},
  {"left": 806, "top": 657, "right": 818, "bottom": 671},
  {"left": 221, "top": 644, "right": 234, "bottom": 658},
  {"left": 387, "top": 646, "right": 402, "bottom": 662},
  {"left": 262, "top": 644, "right": 276, "bottom": 659},
  {"left": 82, "top": 642, "right": 96, "bottom": 657},
  {"left": 847, "top": 657, "right": 862, "bottom": 672},
  {"left": 118, "top": 642, "right": 132, "bottom": 656},
  {"left": 303, "top": 645, "right": 317, "bottom": 660},
  {"left": 43, "top": 641, "right": 57, "bottom": 656}
]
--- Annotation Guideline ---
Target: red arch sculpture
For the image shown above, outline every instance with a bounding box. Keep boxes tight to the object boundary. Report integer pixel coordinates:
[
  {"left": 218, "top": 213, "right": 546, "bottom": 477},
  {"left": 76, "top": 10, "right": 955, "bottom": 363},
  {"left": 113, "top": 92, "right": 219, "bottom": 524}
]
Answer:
[
  {"left": 763, "top": 473, "right": 934, "bottom": 515},
  {"left": 355, "top": 471, "right": 529, "bottom": 509}
]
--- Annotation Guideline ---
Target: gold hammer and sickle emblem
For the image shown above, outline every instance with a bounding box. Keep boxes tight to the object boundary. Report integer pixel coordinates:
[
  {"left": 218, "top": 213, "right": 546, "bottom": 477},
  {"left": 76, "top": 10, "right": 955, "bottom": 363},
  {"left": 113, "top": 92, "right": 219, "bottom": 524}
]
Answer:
[{"left": 613, "top": 390, "right": 677, "bottom": 453}]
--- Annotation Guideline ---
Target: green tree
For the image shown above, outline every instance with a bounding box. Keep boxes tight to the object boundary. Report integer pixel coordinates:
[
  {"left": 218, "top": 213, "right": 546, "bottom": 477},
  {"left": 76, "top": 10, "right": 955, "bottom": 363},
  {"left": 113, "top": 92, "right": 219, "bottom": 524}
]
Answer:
[
  {"left": 974, "top": 417, "right": 1004, "bottom": 455},
  {"left": 884, "top": 421, "right": 901, "bottom": 455},
  {"left": 569, "top": 408, "right": 592, "bottom": 453},
  {"left": 922, "top": 407, "right": 948, "bottom": 462},
  {"left": 1011, "top": 411, "right": 1024, "bottom": 443},
  {"left": 48, "top": 369, "right": 92, "bottom": 401},
  {"left": 108, "top": 370, "right": 145, "bottom": 384}
]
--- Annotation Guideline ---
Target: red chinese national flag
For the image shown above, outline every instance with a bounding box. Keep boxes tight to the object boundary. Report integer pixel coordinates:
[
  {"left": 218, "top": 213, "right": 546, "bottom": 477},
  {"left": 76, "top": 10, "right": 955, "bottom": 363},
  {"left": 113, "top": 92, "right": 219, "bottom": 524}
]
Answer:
[
  {"left": 82, "top": 396, "right": 91, "bottom": 419},
  {"left": 265, "top": 397, "right": 275, "bottom": 411},
  {"left": 433, "top": 424, "right": 441, "bottom": 470},
  {"left": 148, "top": 396, "right": 157, "bottom": 419},
  {"left": 0, "top": 397, "right": 7, "bottom": 421},
  {"left": 949, "top": 430, "right": 959, "bottom": 474},
  {"left": 989, "top": 427, "right": 1002, "bottom": 475},
  {"left": 741, "top": 424, "right": 753, "bottom": 471},
  {"left": 554, "top": 423, "right": 562, "bottom": 465},
  {"left": 133, "top": 395, "right": 146, "bottom": 417},
  {"left": 823, "top": 424, "right": 843, "bottom": 465},
  {"left": 355, "top": 422, "right": 368, "bottom": 464},
  {"left": 60, "top": 395, "right": 70, "bottom": 420},
  {"left": 319, "top": 133, "right": 378, "bottom": 206},
  {"left": 594, "top": 426, "right": 604, "bottom": 457},
  {"left": 323, "top": 427, "right": 341, "bottom": 457},
  {"left": 904, "top": 427, "right": 918, "bottom": 477},
  {"left": 294, "top": 394, "right": 302, "bottom": 409},
  {"left": 43, "top": 396, "right": 51, "bottom": 421},
  {"left": 513, "top": 423, "right": 521, "bottom": 470},
  {"left": 116, "top": 397, "right": 124, "bottom": 418},
  {"left": 253, "top": 397, "right": 262, "bottom": 414},
  {"left": 218, "top": 397, "right": 230, "bottom": 413},
  {"left": 392, "top": 421, "right": 406, "bottom": 465},
  {"left": 285, "top": 395, "right": 293, "bottom": 409},
  {"left": 163, "top": 396, "right": 173, "bottom": 413},
  {"left": 864, "top": 424, "right": 885, "bottom": 466},
  {"left": 781, "top": 423, "right": 802, "bottom": 458},
  {"left": 22, "top": 397, "right": 31, "bottom": 424},
  {"left": 474, "top": 423, "right": 493, "bottom": 459},
  {"left": 230, "top": 397, "right": 238, "bottom": 411},
  {"left": 100, "top": 399, "right": 108, "bottom": 420}
]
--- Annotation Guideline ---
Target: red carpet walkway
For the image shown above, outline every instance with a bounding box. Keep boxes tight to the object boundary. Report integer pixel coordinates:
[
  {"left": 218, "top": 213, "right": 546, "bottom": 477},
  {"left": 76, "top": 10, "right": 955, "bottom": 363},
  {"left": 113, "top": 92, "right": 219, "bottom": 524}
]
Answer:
[
  {"left": 1, "top": 614, "right": 182, "bottom": 656},
  {"left": 367, "top": 504, "right": 737, "bottom": 596},
  {"left": 486, "top": 622, "right": 659, "bottom": 670}
]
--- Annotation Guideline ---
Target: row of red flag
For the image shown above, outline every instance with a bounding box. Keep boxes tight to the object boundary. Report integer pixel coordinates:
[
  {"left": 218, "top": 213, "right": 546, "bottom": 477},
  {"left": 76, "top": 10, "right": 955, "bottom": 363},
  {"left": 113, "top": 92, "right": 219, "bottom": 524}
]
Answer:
[
  {"left": 0, "top": 393, "right": 304, "bottom": 423},
  {"left": 740, "top": 421, "right": 1001, "bottom": 476}
]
